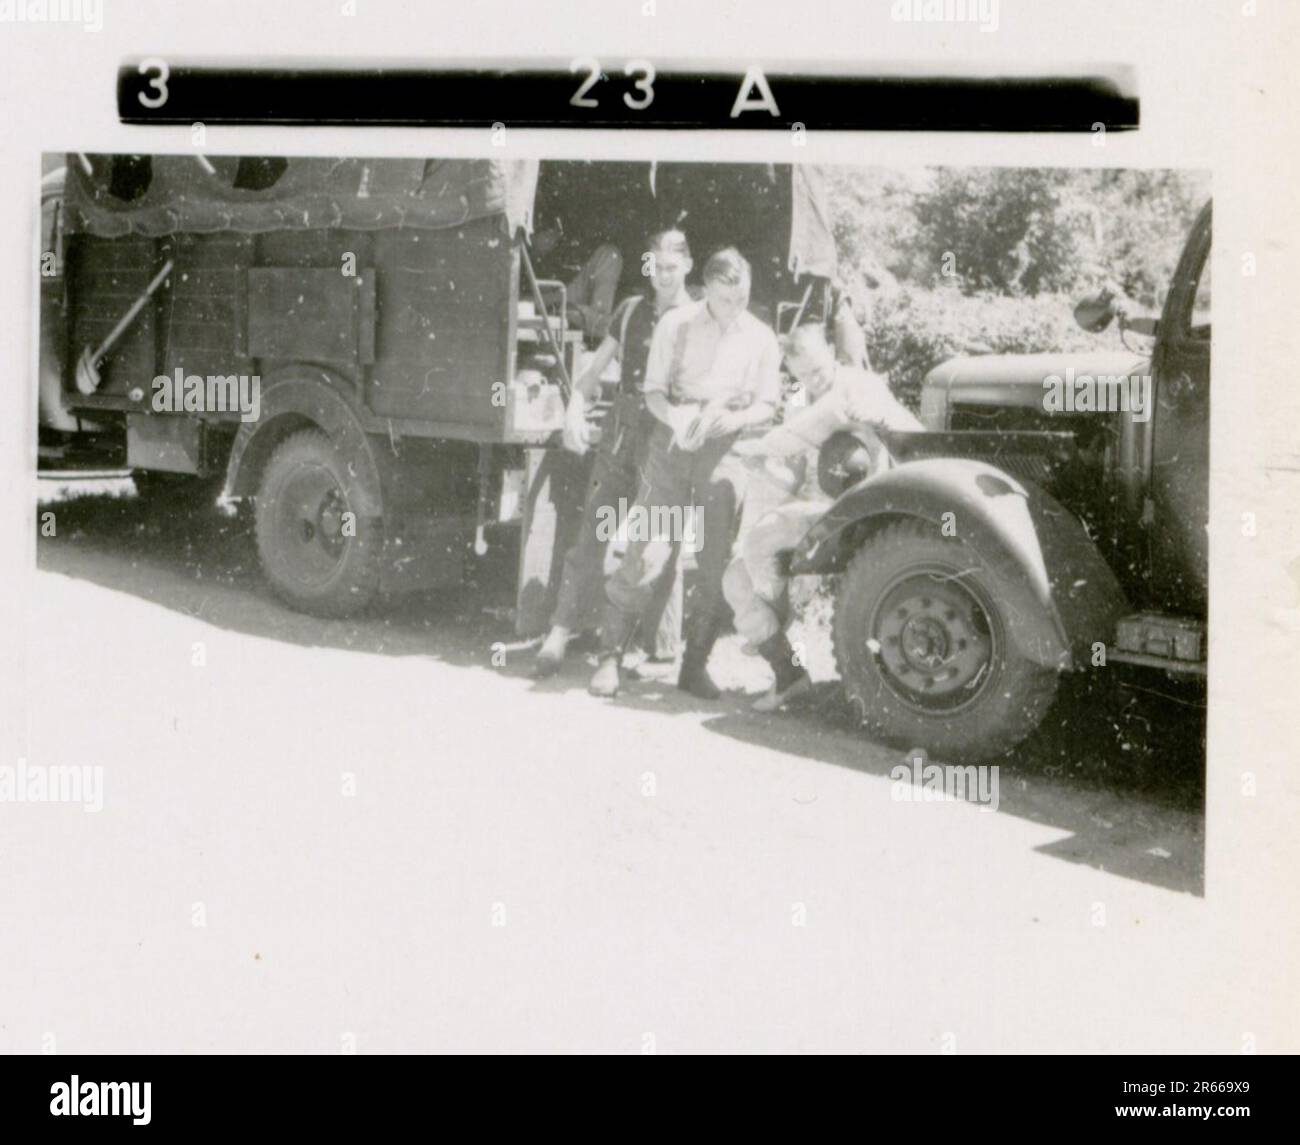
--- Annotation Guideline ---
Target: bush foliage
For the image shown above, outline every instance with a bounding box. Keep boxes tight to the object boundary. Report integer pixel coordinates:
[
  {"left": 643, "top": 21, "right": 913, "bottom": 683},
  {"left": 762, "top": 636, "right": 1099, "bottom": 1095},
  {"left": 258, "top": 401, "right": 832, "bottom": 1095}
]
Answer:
[
  {"left": 864, "top": 287, "right": 1108, "bottom": 407},
  {"left": 826, "top": 166, "right": 1210, "bottom": 394}
]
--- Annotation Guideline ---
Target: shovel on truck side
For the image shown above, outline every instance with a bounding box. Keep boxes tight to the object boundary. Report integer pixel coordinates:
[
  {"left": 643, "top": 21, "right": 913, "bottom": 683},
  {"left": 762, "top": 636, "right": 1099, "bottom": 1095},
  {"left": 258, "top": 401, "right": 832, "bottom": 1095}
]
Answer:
[{"left": 75, "top": 258, "right": 174, "bottom": 395}]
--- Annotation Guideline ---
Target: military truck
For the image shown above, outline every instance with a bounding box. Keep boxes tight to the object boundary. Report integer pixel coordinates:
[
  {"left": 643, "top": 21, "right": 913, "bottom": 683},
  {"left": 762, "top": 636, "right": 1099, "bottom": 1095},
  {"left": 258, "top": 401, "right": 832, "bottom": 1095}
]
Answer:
[
  {"left": 795, "top": 202, "right": 1211, "bottom": 762},
  {"left": 39, "top": 155, "right": 837, "bottom": 629}
]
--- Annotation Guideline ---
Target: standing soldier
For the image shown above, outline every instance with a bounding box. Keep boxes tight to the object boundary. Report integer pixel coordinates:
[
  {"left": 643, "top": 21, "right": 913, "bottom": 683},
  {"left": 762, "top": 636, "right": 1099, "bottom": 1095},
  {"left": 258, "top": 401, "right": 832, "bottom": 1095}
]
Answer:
[
  {"left": 533, "top": 229, "right": 696, "bottom": 677},
  {"left": 589, "top": 248, "right": 782, "bottom": 700}
]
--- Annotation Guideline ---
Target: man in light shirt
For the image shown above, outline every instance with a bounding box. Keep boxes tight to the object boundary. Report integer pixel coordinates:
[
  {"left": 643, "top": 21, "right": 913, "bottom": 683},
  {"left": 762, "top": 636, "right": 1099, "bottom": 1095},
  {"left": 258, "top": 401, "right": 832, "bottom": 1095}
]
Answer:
[
  {"left": 589, "top": 248, "right": 782, "bottom": 699},
  {"left": 724, "top": 323, "right": 923, "bottom": 712}
]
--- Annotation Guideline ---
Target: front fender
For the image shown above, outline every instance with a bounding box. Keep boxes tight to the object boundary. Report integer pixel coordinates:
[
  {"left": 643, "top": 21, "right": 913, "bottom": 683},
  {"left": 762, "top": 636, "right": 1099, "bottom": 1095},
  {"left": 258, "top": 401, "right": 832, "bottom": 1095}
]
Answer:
[
  {"left": 223, "top": 366, "right": 385, "bottom": 517},
  {"left": 793, "top": 458, "right": 1129, "bottom": 670}
]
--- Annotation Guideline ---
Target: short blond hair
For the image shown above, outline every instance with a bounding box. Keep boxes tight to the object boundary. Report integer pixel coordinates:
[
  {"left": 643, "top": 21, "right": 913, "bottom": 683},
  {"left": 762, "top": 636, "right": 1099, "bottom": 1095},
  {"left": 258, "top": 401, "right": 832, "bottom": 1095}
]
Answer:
[
  {"left": 702, "top": 247, "right": 750, "bottom": 286},
  {"left": 783, "top": 322, "right": 830, "bottom": 363}
]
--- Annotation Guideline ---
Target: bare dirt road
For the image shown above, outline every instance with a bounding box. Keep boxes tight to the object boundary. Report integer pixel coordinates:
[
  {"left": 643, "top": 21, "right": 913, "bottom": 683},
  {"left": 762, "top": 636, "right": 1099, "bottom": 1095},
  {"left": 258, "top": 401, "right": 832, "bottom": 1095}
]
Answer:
[{"left": 2, "top": 478, "right": 1226, "bottom": 1053}]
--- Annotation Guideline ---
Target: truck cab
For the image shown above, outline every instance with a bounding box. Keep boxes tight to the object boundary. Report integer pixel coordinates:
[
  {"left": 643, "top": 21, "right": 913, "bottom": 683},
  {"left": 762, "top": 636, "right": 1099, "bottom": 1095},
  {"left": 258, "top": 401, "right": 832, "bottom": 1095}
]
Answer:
[
  {"left": 797, "top": 202, "right": 1210, "bottom": 761},
  {"left": 919, "top": 201, "right": 1211, "bottom": 643}
]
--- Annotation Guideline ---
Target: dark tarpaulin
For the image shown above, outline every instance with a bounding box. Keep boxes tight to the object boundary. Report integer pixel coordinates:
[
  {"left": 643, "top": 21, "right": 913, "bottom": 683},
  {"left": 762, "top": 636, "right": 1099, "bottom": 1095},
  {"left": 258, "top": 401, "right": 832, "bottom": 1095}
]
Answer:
[
  {"left": 61, "top": 152, "right": 832, "bottom": 279},
  {"left": 643, "top": 162, "right": 836, "bottom": 281},
  {"left": 62, "top": 155, "right": 539, "bottom": 237}
]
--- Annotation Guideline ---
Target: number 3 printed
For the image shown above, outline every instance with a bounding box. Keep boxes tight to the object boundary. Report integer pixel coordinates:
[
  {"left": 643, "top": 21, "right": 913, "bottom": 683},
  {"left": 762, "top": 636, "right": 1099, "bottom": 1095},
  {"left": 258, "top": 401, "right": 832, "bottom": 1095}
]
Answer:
[
  {"left": 138, "top": 58, "right": 170, "bottom": 109},
  {"left": 623, "top": 60, "right": 655, "bottom": 110}
]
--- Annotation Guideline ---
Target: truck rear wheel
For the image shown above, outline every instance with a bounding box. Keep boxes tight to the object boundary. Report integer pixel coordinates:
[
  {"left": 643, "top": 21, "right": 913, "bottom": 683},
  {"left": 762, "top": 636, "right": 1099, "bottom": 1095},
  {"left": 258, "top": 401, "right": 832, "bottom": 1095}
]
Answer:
[
  {"left": 832, "top": 519, "right": 1059, "bottom": 763},
  {"left": 254, "top": 428, "right": 383, "bottom": 617}
]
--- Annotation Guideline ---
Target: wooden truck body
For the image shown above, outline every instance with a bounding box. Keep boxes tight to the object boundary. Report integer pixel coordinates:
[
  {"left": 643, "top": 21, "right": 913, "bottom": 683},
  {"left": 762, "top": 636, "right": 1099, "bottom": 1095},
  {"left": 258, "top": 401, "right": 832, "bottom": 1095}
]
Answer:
[{"left": 39, "top": 155, "right": 837, "bottom": 628}]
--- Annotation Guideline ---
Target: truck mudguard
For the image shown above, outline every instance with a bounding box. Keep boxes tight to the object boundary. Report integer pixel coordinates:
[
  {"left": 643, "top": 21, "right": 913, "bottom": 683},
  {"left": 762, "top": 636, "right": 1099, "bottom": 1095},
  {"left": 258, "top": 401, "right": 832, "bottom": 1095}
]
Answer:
[
  {"left": 792, "top": 458, "right": 1130, "bottom": 670},
  {"left": 223, "top": 366, "right": 385, "bottom": 518}
]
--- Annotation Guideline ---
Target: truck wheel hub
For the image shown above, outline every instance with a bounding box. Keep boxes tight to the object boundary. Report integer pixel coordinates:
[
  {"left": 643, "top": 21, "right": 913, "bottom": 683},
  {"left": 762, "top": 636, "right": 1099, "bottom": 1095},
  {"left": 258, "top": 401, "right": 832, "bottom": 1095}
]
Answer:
[
  {"left": 873, "top": 573, "right": 995, "bottom": 708},
  {"left": 900, "top": 614, "right": 951, "bottom": 668},
  {"left": 274, "top": 466, "right": 349, "bottom": 584}
]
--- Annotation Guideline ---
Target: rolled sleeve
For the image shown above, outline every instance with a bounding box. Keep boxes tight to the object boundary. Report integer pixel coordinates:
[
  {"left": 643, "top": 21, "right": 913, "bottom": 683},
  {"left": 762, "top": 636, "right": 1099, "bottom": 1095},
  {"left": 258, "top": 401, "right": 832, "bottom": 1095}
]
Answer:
[
  {"left": 840, "top": 371, "right": 924, "bottom": 433},
  {"left": 762, "top": 392, "right": 847, "bottom": 459}
]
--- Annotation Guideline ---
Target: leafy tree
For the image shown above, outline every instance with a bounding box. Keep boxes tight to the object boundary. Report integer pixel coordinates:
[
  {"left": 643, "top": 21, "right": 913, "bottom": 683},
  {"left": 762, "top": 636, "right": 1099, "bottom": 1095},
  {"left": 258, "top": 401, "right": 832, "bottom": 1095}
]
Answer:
[
  {"left": 823, "top": 164, "right": 1209, "bottom": 391},
  {"left": 829, "top": 164, "right": 1208, "bottom": 306}
]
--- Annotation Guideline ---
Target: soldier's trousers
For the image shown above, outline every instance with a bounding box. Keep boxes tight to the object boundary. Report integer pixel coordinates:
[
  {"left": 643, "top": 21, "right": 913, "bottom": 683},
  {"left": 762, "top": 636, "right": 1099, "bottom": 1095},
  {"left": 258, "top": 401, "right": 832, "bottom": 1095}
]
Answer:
[
  {"left": 599, "top": 421, "right": 747, "bottom": 655},
  {"left": 723, "top": 498, "right": 828, "bottom": 645},
  {"left": 550, "top": 406, "right": 681, "bottom": 657}
]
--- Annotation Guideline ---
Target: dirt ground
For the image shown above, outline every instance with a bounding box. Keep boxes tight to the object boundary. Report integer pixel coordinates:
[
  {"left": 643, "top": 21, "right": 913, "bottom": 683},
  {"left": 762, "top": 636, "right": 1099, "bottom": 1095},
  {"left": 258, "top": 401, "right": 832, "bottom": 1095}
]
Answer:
[{"left": 0, "top": 476, "right": 1222, "bottom": 1052}]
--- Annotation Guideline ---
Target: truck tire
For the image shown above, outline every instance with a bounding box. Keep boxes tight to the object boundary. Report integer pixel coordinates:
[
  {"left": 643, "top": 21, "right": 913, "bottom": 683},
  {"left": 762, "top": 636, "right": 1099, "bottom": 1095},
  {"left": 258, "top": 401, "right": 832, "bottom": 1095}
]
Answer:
[
  {"left": 832, "top": 519, "right": 1059, "bottom": 763},
  {"left": 253, "top": 428, "right": 384, "bottom": 617}
]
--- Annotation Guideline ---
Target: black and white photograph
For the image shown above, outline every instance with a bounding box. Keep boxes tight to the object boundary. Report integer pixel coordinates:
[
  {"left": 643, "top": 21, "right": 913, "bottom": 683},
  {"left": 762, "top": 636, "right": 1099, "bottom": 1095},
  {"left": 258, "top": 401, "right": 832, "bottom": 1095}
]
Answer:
[{"left": 1, "top": 0, "right": 1297, "bottom": 1111}]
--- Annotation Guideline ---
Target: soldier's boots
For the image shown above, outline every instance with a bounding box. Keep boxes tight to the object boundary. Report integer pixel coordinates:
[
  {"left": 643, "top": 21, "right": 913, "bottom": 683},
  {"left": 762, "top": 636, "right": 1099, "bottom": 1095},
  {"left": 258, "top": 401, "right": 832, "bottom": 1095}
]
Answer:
[
  {"left": 752, "top": 633, "right": 812, "bottom": 712},
  {"left": 589, "top": 609, "right": 638, "bottom": 698},
  {"left": 590, "top": 611, "right": 722, "bottom": 700},
  {"left": 677, "top": 615, "right": 723, "bottom": 700},
  {"left": 752, "top": 674, "right": 813, "bottom": 712}
]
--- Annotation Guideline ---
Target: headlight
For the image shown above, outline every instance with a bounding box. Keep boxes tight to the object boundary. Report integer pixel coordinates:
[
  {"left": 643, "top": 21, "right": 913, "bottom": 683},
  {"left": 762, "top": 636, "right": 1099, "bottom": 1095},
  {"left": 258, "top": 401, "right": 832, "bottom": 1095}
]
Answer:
[{"left": 918, "top": 383, "right": 949, "bottom": 430}]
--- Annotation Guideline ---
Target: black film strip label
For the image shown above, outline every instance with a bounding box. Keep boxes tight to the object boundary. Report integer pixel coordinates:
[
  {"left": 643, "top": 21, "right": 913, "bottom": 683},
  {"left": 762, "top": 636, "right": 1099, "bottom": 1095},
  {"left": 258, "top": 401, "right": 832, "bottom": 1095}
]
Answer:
[{"left": 118, "top": 59, "right": 1138, "bottom": 132}]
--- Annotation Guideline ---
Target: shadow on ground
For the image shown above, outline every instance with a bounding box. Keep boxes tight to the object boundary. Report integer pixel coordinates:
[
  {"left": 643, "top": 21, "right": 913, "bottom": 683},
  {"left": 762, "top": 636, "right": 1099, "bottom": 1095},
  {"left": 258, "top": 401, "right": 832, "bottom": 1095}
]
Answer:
[{"left": 37, "top": 480, "right": 1206, "bottom": 895}]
